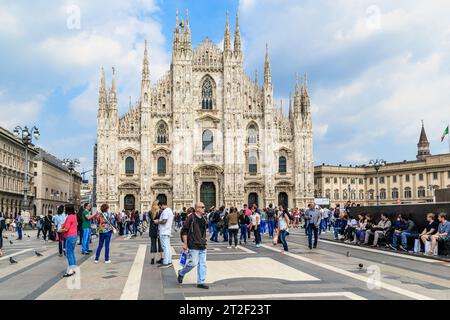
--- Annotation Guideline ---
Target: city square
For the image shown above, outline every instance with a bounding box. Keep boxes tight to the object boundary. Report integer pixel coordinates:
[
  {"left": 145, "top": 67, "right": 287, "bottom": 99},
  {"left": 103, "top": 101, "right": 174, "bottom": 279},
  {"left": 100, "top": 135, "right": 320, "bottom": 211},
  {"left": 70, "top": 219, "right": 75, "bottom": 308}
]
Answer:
[{"left": 0, "top": 0, "right": 450, "bottom": 309}]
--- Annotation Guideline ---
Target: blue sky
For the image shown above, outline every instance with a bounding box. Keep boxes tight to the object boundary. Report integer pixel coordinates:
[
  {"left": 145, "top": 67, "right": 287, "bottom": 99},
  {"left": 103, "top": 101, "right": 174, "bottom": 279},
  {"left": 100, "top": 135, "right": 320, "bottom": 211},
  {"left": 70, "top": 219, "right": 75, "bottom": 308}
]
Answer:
[{"left": 1, "top": 0, "right": 450, "bottom": 181}]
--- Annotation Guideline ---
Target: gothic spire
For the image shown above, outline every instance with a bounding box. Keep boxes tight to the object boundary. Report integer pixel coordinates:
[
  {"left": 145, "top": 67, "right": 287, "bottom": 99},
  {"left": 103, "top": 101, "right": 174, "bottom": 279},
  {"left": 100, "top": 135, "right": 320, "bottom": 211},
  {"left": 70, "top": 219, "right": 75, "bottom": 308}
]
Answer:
[
  {"left": 185, "top": 8, "right": 191, "bottom": 50},
  {"left": 234, "top": 11, "right": 242, "bottom": 56},
  {"left": 141, "top": 40, "right": 150, "bottom": 87},
  {"left": 173, "top": 9, "right": 180, "bottom": 52},
  {"left": 294, "top": 73, "right": 301, "bottom": 115},
  {"left": 289, "top": 91, "right": 293, "bottom": 120},
  {"left": 224, "top": 11, "right": 232, "bottom": 56},
  {"left": 109, "top": 67, "right": 117, "bottom": 111},
  {"left": 301, "top": 73, "right": 311, "bottom": 116},
  {"left": 98, "top": 67, "right": 107, "bottom": 112},
  {"left": 264, "top": 44, "right": 272, "bottom": 87}
]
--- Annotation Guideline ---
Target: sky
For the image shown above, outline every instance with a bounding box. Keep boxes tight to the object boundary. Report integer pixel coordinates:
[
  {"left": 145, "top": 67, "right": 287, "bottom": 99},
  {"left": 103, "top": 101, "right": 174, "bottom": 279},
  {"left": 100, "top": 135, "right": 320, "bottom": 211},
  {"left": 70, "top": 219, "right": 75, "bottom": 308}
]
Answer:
[{"left": 1, "top": 0, "right": 450, "bottom": 182}]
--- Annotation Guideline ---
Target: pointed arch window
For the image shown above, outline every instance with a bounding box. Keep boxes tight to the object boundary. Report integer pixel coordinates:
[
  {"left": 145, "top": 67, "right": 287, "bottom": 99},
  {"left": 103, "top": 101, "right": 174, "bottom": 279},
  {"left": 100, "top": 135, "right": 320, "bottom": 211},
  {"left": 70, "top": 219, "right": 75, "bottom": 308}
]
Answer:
[
  {"left": 156, "top": 121, "right": 168, "bottom": 144},
  {"left": 125, "top": 157, "right": 135, "bottom": 175},
  {"left": 157, "top": 157, "right": 166, "bottom": 175},
  {"left": 201, "top": 78, "right": 213, "bottom": 110},
  {"left": 247, "top": 124, "right": 258, "bottom": 144},
  {"left": 202, "top": 130, "right": 213, "bottom": 152},
  {"left": 249, "top": 156, "right": 257, "bottom": 175},
  {"left": 279, "top": 156, "right": 287, "bottom": 174}
]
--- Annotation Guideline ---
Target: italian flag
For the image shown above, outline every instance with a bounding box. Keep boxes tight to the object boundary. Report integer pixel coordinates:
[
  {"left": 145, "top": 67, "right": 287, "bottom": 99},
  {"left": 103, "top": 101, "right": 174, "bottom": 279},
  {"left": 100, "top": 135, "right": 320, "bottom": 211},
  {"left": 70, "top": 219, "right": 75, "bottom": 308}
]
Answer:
[{"left": 442, "top": 125, "right": 449, "bottom": 142}]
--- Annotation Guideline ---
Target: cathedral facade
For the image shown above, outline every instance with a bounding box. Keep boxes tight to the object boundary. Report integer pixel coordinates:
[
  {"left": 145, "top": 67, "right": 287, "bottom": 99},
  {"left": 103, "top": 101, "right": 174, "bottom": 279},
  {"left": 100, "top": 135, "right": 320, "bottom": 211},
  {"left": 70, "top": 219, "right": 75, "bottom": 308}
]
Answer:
[{"left": 95, "top": 11, "right": 314, "bottom": 212}]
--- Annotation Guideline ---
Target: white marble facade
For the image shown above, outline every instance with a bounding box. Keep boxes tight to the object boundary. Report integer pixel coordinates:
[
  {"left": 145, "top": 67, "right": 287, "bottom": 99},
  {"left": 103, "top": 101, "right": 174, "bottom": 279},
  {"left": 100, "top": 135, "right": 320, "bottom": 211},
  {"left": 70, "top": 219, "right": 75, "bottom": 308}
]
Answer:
[{"left": 95, "top": 11, "right": 314, "bottom": 212}]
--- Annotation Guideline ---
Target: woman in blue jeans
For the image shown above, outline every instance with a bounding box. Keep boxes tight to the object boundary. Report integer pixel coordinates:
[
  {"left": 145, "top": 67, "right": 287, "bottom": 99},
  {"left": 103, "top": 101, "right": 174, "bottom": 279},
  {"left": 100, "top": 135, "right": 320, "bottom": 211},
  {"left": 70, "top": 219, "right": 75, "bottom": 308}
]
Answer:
[
  {"left": 278, "top": 206, "right": 290, "bottom": 252},
  {"left": 60, "top": 205, "right": 78, "bottom": 277},
  {"left": 95, "top": 204, "right": 114, "bottom": 264},
  {"left": 238, "top": 210, "right": 248, "bottom": 245}
]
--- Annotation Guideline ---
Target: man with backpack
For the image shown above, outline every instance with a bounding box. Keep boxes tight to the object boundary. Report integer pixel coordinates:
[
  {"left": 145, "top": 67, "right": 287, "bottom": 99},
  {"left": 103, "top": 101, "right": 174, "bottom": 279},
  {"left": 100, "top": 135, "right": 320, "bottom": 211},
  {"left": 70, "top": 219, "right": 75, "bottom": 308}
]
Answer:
[
  {"left": 209, "top": 207, "right": 221, "bottom": 242},
  {"left": 267, "top": 204, "right": 276, "bottom": 238},
  {"left": 177, "top": 202, "right": 209, "bottom": 289}
]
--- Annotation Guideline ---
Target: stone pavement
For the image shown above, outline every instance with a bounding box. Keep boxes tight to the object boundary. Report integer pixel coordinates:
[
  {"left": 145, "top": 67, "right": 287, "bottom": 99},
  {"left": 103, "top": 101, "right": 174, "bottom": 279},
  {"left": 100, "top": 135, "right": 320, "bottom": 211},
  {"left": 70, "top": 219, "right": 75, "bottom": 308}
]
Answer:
[{"left": 1, "top": 227, "right": 449, "bottom": 300}]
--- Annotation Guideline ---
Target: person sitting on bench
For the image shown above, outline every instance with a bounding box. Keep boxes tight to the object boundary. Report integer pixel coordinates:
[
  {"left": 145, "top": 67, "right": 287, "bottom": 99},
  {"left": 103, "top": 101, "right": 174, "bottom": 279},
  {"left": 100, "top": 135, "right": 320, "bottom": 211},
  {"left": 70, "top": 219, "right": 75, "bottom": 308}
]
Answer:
[
  {"left": 364, "top": 213, "right": 391, "bottom": 247},
  {"left": 426, "top": 212, "right": 450, "bottom": 256}
]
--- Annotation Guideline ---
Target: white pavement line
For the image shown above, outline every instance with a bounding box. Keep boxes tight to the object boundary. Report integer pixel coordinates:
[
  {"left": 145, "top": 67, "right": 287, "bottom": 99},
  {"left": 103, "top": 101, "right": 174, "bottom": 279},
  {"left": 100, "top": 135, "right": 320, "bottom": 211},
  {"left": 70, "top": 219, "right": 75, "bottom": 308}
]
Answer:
[
  {"left": 120, "top": 244, "right": 147, "bottom": 300},
  {"left": 237, "top": 245, "right": 256, "bottom": 254},
  {"left": 0, "top": 249, "right": 33, "bottom": 261},
  {"left": 187, "top": 292, "right": 367, "bottom": 300},
  {"left": 260, "top": 244, "right": 434, "bottom": 300},
  {"left": 319, "top": 238, "right": 440, "bottom": 263}
]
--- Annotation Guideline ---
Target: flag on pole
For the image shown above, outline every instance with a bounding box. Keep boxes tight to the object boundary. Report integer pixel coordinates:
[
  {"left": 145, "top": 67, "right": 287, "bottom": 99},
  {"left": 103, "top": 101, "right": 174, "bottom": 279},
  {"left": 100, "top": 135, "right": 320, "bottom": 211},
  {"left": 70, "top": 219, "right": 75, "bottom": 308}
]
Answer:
[{"left": 441, "top": 125, "right": 449, "bottom": 142}]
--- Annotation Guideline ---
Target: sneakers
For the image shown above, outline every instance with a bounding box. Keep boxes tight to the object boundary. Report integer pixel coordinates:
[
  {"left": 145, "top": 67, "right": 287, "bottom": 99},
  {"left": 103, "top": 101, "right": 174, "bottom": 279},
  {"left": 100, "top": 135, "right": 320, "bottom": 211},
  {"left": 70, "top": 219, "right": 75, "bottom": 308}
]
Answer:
[
  {"left": 94, "top": 260, "right": 99, "bottom": 264},
  {"left": 227, "top": 246, "right": 232, "bottom": 249},
  {"left": 399, "top": 245, "right": 408, "bottom": 252},
  {"left": 388, "top": 244, "right": 397, "bottom": 250},
  {"left": 197, "top": 284, "right": 209, "bottom": 289},
  {"left": 105, "top": 260, "right": 112, "bottom": 264},
  {"left": 233, "top": 246, "right": 237, "bottom": 249},
  {"left": 255, "top": 244, "right": 261, "bottom": 248},
  {"left": 156, "top": 259, "right": 163, "bottom": 264},
  {"left": 151, "top": 258, "right": 155, "bottom": 265},
  {"left": 177, "top": 271, "right": 184, "bottom": 284},
  {"left": 159, "top": 263, "right": 173, "bottom": 269}
]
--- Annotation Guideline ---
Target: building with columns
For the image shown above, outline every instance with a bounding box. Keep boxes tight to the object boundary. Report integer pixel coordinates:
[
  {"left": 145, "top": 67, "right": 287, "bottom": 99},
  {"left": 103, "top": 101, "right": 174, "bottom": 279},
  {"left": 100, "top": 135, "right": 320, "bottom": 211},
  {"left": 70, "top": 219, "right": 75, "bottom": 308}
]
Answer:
[
  {"left": 314, "top": 123, "right": 450, "bottom": 207},
  {"left": 33, "top": 149, "right": 82, "bottom": 216},
  {"left": 0, "top": 127, "right": 38, "bottom": 217},
  {"left": 95, "top": 11, "right": 314, "bottom": 212}
]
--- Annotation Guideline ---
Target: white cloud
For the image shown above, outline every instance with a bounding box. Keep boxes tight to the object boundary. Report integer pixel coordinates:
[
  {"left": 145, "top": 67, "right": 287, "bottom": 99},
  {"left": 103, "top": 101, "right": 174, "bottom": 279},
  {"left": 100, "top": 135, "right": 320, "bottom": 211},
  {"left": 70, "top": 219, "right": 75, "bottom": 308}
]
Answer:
[{"left": 0, "top": 91, "right": 44, "bottom": 129}]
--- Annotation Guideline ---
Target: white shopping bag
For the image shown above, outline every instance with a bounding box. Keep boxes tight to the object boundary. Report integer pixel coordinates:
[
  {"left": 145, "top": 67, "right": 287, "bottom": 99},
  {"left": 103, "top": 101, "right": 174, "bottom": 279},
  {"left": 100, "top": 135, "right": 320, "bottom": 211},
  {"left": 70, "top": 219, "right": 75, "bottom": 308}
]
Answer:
[
  {"left": 413, "top": 239, "right": 421, "bottom": 253},
  {"left": 425, "top": 241, "right": 438, "bottom": 256}
]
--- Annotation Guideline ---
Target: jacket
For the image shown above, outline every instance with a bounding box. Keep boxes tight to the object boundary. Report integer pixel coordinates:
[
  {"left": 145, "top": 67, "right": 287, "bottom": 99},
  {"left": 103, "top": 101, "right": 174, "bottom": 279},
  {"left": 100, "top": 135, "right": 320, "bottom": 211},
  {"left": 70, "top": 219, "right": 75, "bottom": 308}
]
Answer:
[
  {"left": 181, "top": 213, "right": 207, "bottom": 250},
  {"left": 227, "top": 212, "right": 239, "bottom": 226}
]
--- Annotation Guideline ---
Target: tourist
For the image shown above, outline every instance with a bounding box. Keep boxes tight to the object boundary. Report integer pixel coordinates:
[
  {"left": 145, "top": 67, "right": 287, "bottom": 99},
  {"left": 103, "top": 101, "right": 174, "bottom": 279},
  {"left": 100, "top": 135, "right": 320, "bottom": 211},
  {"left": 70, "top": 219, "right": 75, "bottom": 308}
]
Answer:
[
  {"left": 354, "top": 214, "right": 367, "bottom": 244},
  {"left": 226, "top": 207, "right": 239, "bottom": 249},
  {"left": 53, "top": 205, "right": 67, "bottom": 257},
  {"left": 81, "top": 203, "right": 97, "bottom": 255},
  {"left": 250, "top": 206, "right": 261, "bottom": 248},
  {"left": 0, "top": 212, "right": 5, "bottom": 257},
  {"left": 277, "top": 205, "right": 290, "bottom": 252},
  {"left": 209, "top": 207, "right": 220, "bottom": 243},
  {"left": 60, "top": 205, "right": 78, "bottom": 277},
  {"left": 427, "top": 212, "right": 450, "bottom": 255},
  {"left": 364, "top": 213, "right": 392, "bottom": 247},
  {"left": 15, "top": 212, "right": 24, "bottom": 240},
  {"left": 260, "top": 208, "right": 267, "bottom": 234},
  {"left": 305, "top": 203, "right": 321, "bottom": 249},
  {"left": 267, "top": 203, "right": 276, "bottom": 238},
  {"left": 333, "top": 212, "right": 347, "bottom": 240},
  {"left": 149, "top": 200, "right": 163, "bottom": 265},
  {"left": 420, "top": 213, "right": 439, "bottom": 251},
  {"left": 36, "top": 216, "right": 43, "bottom": 239},
  {"left": 95, "top": 204, "right": 114, "bottom": 264},
  {"left": 153, "top": 199, "right": 174, "bottom": 268},
  {"left": 177, "top": 202, "right": 209, "bottom": 289},
  {"left": 238, "top": 209, "right": 248, "bottom": 245},
  {"left": 344, "top": 215, "right": 358, "bottom": 243},
  {"left": 389, "top": 214, "right": 417, "bottom": 251},
  {"left": 76, "top": 207, "right": 84, "bottom": 245}
]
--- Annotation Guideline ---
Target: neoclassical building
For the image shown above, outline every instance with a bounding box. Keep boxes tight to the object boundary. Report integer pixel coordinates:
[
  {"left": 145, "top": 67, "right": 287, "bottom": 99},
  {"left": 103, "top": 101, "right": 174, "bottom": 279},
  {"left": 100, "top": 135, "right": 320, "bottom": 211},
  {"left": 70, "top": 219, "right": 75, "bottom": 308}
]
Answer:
[
  {"left": 95, "top": 11, "right": 314, "bottom": 212},
  {"left": 314, "top": 123, "right": 450, "bottom": 207}
]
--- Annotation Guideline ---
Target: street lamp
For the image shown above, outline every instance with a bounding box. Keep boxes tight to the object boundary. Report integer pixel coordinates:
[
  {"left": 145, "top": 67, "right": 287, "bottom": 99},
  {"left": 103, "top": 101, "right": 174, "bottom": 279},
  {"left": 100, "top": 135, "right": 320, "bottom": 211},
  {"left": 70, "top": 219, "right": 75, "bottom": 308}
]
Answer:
[
  {"left": 13, "top": 126, "right": 40, "bottom": 213},
  {"left": 368, "top": 159, "right": 386, "bottom": 207},
  {"left": 62, "top": 158, "right": 80, "bottom": 203}
]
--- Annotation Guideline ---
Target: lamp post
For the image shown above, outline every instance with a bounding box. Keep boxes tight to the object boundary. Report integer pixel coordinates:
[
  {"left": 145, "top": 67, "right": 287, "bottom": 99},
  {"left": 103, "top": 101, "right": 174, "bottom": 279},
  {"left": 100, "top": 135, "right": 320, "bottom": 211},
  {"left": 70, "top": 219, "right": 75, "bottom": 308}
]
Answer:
[
  {"left": 368, "top": 159, "right": 386, "bottom": 207},
  {"left": 13, "top": 126, "right": 40, "bottom": 214},
  {"left": 62, "top": 158, "right": 80, "bottom": 203}
]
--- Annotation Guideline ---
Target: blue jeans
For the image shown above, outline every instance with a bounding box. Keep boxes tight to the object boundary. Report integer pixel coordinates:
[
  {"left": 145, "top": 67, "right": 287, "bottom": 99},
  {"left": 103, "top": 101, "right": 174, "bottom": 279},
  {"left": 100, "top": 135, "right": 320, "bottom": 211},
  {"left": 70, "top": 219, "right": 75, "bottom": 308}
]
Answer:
[
  {"left": 267, "top": 219, "right": 275, "bottom": 237},
  {"left": 95, "top": 231, "right": 112, "bottom": 261},
  {"left": 334, "top": 226, "right": 342, "bottom": 239},
  {"left": 308, "top": 224, "right": 318, "bottom": 248},
  {"left": 223, "top": 227, "right": 228, "bottom": 241},
  {"left": 392, "top": 231, "right": 402, "bottom": 248},
  {"left": 279, "top": 230, "right": 289, "bottom": 251},
  {"left": 17, "top": 227, "right": 22, "bottom": 240},
  {"left": 179, "top": 249, "right": 207, "bottom": 284},
  {"left": 400, "top": 231, "right": 417, "bottom": 248},
  {"left": 261, "top": 220, "right": 266, "bottom": 233},
  {"left": 160, "top": 235, "right": 172, "bottom": 264},
  {"left": 210, "top": 223, "right": 218, "bottom": 242},
  {"left": 65, "top": 235, "right": 77, "bottom": 270},
  {"left": 82, "top": 228, "right": 91, "bottom": 253},
  {"left": 240, "top": 224, "right": 247, "bottom": 242}
]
